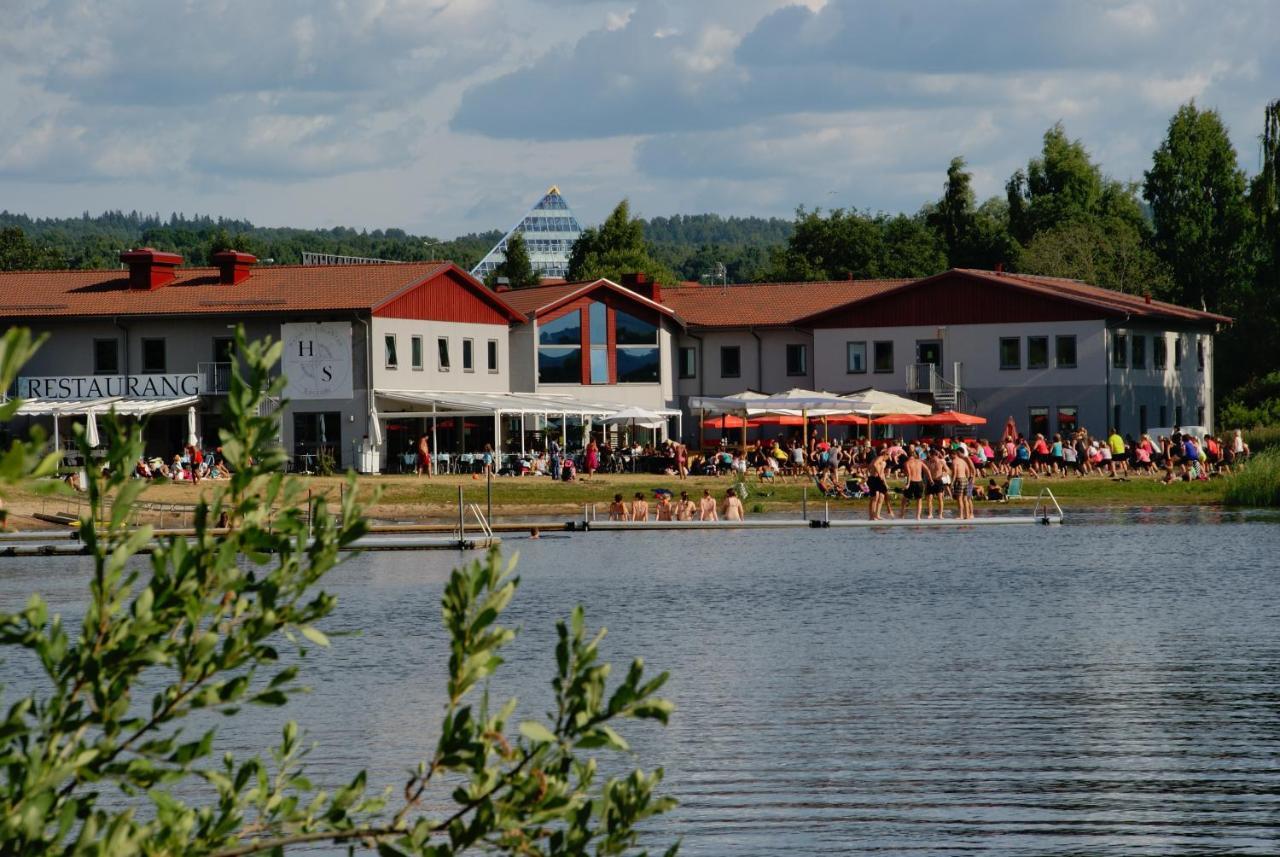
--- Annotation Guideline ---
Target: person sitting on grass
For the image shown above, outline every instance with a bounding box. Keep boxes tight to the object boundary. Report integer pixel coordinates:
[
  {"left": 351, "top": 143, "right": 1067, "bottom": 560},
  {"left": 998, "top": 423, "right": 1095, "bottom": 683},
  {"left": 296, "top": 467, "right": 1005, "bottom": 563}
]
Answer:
[{"left": 987, "top": 479, "right": 1004, "bottom": 502}]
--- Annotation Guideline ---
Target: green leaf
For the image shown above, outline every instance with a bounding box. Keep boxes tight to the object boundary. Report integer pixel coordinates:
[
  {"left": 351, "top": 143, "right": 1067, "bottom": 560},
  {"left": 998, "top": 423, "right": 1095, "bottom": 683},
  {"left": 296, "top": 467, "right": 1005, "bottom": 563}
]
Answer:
[
  {"left": 519, "top": 721, "right": 557, "bottom": 744},
  {"left": 300, "top": 625, "right": 330, "bottom": 647}
]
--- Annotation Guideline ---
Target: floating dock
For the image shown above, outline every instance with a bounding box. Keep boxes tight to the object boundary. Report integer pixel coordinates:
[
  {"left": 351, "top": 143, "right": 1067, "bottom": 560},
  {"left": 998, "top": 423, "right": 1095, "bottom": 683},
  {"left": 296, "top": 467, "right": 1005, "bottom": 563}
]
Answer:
[{"left": 578, "top": 513, "right": 1062, "bottom": 530}]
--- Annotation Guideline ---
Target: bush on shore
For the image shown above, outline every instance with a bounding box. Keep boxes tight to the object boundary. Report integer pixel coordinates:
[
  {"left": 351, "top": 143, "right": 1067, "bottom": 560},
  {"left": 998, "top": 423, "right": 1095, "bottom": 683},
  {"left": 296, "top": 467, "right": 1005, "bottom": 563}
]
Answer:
[{"left": 1223, "top": 449, "right": 1280, "bottom": 507}]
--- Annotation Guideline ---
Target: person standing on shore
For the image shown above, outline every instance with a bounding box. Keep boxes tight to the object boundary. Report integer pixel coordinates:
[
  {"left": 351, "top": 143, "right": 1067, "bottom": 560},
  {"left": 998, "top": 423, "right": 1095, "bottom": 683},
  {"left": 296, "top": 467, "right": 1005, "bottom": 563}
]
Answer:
[
  {"left": 867, "top": 449, "right": 894, "bottom": 521},
  {"left": 925, "top": 448, "right": 948, "bottom": 519},
  {"left": 699, "top": 489, "right": 719, "bottom": 521},
  {"left": 416, "top": 434, "right": 431, "bottom": 476},
  {"left": 900, "top": 449, "right": 931, "bottom": 520},
  {"left": 585, "top": 439, "right": 599, "bottom": 479},
  {"left": 722, "top": 487, "right": 744, "bottom": 521},
  {"left": 951, "top": 446, "right": 975, "bottom": 520},
  {"left": 629, "top": 491, "right": 649, "bottom": 522}
]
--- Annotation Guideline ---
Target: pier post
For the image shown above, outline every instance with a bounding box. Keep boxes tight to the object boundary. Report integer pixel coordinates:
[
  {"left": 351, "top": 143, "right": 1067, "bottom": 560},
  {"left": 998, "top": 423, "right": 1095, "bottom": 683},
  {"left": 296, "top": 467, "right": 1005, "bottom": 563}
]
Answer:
[{"left": 802, "top": 486, "right": 807, "bottom": 520}]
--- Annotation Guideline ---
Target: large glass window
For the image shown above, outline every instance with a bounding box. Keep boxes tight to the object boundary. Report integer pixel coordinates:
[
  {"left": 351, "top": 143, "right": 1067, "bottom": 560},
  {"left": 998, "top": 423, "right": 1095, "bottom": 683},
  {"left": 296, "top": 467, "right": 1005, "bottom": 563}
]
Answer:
[
  {"left": 720, "top": 346, "right": 741, "bottom": 378},
  {"left": 141, "top": 338, "right": 166, "bottom": 374},
  {"left": 411, "top": 335, "right": 423, "bottom": 370},
  {"left": 1029, "top": 407, "right": 1049, "bottom": 438},
  {"left": 1154, "top": 335, "right": 1167, "bottom": 369},
  {"left": 1113, "top": 332, "right": 1127, "bottom": 368},
  {"left": 1027, "top": 336, "right": 1048, "bottom": 370},
  {"left": 539, "top": 311, "right": 582, "bottom": 345},
  {"left": 538, "top": 347, "right": 581, "bottom": 383},
  {"left": 1056, "top": 335, "right": 1077, "bottom": 368},
  {"left": 999, "top": 337, "right": 1021, "bottom": 370},
  {"left": 617, "top": 348, "right": 659, "bottom": 383},
  {"left": 293, "top": 411, "right": 340, "bottom": 461},
  {"left": 873, "top": 341, "right": 894, "bottom": 374},
  {"left": 786, "top": 344, "right": 807, "bottom": 376},
  {"left": 384, "top": 334, "right": 398, "bottom": 369},
  {"left": 590, "top": 345, "right": 609, "bottom": 384},
  {"left": 1057, "top": 406, "right": 1078, "bottom": 435},
  {"left": 1132, "top": 335, "right": 1146, "bottom": 369},
  {"left": 615, "top": 309, "right": 657, "bottom": 345},
  {"left": 678, "top": 346, "right": 696, "bottom": 379},
  {"left": 846, "top": 341, "right": 867, "bottom": 374},
  {"left": 589, "top": 302, "right": 608, "bottom": 345},
  {"left": 94, "top": 339, "right": 119, "bottom": 375}
]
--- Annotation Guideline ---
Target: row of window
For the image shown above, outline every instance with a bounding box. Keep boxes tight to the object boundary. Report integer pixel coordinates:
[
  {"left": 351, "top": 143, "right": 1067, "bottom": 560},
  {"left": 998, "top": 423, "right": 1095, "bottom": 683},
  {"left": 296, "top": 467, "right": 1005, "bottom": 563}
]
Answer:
[
  {"left": 385, "top": 334, "right": 498, "bottom": 374},
  {"left": 999, "top": 336, "right": 1078, "bottom": 370},
  {"left": 91, "top": 336, "right": 235, "bottom": 375},
  {"left": 516, "top": 216, "right": 581, "bottom": 233},
  {"left": 1111, "top": 332, "right": 1204, "bottom": 371},
  {"left": 1025, "top": 402, "right": 1207, "bottom": 439},
  {"left": 677, "top": 344, "right": 811, "bottom": 380}
]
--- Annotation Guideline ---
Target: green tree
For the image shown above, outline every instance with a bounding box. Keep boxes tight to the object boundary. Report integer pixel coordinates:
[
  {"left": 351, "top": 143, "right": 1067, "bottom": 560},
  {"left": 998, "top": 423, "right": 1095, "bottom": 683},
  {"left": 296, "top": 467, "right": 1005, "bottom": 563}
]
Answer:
[
  {"left": 926, "top": 157, "right": 978, "bottom": 267},
  {"left": 485, "top": 230, "right": 540, "bottom": 289},
  {"left": 1143, "top": 102, "right": 1252, "bottom": 312},
  {"left": 0, "top": 226, "right": 50, "bottom": 270},
  {"left": 567, "top": 200, "right": 675, "bottom": 284},
  {"left": 1020, "top": 218, "right": 1171, "bottom": 295},
  {"left": 877, "top": 214, "right": 948, "bottom": 278},
  {"left": 769, "top": 207, "right": 884, "bottom": 281},
  {"left": 0, "top": 328, "right": 676, "bottom": 856}
]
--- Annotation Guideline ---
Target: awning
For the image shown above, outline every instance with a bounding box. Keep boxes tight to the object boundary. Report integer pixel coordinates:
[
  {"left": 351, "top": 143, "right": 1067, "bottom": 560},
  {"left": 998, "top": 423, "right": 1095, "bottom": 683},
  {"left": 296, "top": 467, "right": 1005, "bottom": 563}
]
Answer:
[
  {"left": 9, "top": 395, "right": 200, "bottom": 417},
  {"left": 375, "top": 390, "right": 679, "bottom": 419}
]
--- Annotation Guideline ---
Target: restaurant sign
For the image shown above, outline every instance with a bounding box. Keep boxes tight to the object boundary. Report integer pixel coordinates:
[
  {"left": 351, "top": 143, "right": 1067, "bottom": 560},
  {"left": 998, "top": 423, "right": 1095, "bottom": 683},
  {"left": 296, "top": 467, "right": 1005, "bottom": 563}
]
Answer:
[{"left": 17, "top": 374, "right": 201, "bottom": 400}]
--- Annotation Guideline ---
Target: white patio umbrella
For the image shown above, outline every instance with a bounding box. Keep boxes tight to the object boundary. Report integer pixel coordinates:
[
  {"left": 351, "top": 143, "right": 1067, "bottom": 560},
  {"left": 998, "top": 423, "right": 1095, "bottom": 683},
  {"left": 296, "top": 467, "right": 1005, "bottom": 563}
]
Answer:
[
  {"left": 601, "top": 406, "right": 666, "bottom": 428},
  {"left": 85, "top": 408, "right": 100, "bottom": 448},
  {"left": 840, "top": 389, "right": 932, "bottom": 440},
  {"left": 186, "top": 405, "right": 199, "bottom": 447}
]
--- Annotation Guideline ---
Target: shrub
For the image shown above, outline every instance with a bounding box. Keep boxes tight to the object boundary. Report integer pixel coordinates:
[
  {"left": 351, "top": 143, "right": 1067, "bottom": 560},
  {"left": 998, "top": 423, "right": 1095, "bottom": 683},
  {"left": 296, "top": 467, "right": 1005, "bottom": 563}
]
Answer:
[{"left": 1223, "top": 449, "right": 1280, "bottom": 507}]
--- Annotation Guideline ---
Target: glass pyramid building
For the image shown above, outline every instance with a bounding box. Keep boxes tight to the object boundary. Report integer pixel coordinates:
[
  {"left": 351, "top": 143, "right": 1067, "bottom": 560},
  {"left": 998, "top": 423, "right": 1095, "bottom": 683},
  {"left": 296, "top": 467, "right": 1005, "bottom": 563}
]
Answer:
[{"left": 471, "top": 186, "right": 585, "bottom": 282}]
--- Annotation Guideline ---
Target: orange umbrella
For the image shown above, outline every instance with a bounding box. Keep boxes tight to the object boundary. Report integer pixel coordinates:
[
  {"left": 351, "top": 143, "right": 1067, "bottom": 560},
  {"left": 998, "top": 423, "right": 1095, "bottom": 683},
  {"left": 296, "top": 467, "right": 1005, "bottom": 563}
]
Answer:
[
  {"left": 822, "top": 413, "right": 870, "bottom": 426},
  {"left": 701, "top": 414, "right": 751, "bottom": 429},
  {"left": 747, "top": 414, "right": 807, "bottom": 426},
  {"left": 920, "top": 410, "right": 987, "bottom": 426},
  {"left": 870, "top": 412, "right": 931, "bottom": 426}
]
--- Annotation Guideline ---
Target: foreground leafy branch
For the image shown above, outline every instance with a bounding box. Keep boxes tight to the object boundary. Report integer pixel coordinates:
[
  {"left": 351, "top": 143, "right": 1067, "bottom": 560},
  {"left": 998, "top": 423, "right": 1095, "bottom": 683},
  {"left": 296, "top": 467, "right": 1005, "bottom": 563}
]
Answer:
[{"left": 0, "top": 327, "right": 676, "bottom": 856}]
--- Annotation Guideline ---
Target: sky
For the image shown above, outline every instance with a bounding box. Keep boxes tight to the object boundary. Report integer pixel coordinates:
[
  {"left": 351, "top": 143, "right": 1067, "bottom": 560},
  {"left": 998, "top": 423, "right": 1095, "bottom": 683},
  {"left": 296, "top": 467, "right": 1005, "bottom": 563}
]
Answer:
[{"left": 1, "top": 0, "right": 1277, "bottom": 238}]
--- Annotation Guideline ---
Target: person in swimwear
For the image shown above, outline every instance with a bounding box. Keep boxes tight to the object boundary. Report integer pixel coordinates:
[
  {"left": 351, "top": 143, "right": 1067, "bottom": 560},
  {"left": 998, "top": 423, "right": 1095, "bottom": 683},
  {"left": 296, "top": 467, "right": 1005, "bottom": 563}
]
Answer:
[
  {"left": 629, "top": 491, "right": 649, "bottom": 522},
  {"left": 867, "top": 449, "right": 894, "bottom": 521},
  {"left": 698, "top": 488, "right": 719, "bottom": 521},
  {"left": 900, "top": 448, "right": 931, "bottom": 520},
  {"left": 674, "top": 490, "right": 696, "bottom": 521},
  {"left": 722, "top": 487, "right": 744, "bottom": 521},
  {"left": 608, "top": 493, "right": 629, "bottom": 521}
]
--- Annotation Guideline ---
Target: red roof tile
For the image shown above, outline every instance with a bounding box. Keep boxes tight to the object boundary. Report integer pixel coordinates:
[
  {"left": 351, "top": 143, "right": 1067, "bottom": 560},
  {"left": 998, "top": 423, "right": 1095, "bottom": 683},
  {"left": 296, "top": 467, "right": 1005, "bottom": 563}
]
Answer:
[
  {"left": 662, "top": 279, "right": 912, "bottom": 328},
  {"left": 0, "top": 261, "right": 522, "bottom": 319}
]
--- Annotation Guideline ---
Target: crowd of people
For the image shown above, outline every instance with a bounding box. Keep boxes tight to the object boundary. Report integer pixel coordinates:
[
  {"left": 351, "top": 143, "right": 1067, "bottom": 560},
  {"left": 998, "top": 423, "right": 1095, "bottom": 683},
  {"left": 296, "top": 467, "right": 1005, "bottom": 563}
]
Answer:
[
  {"left": 607, "top": 487, "right": 744, "bottom": 522},
  {"left": 131, "top": 444, "right": 231, "bottom": 484}
]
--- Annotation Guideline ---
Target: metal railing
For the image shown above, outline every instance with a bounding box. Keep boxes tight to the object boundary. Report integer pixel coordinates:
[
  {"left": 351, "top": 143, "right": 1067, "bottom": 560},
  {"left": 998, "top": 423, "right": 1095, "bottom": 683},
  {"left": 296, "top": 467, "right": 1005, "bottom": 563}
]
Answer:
[
  {"left": 197, "top": 362, "right": 233, "bottom": 394},
  {"left": 906, "top": 362, "right": 975, "bottom": 413}
]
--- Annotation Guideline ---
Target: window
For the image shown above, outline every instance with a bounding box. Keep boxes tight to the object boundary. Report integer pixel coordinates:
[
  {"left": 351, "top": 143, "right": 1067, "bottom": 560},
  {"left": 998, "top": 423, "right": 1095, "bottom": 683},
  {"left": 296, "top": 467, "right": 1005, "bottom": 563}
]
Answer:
[
  {"left": 1174, "top": 335, "right": 1183, "bottom": 368},
  {"left": 1113, "top": 332, "right": 1127, "bottom": 368},
  {"left": 1113, "top": 404, "right": 1122, "bottom": 433},
  {"left": 846, "top": 341, "right": 867, "bottom": 374},
  {"left": 873, "top": 341, "right": 894, "bottom": 374},
  {"left": 589, "top": 302, "right": 608, "bottom": 384},
  {"left": 720, "top": 346, "right": 741, "bottom": 379},
  {"left": 1159, "top": 405, "right": 1168, "bottom": 427},
  {"left": 487, "top": 339, "right": 499, "bottom": 373},
  {"left": 213, "top": 337, "right": 235, "bottom": 363},
  {"left": 786, "top": 344, "right": 807, "bottom": 377},
  {"left": 1197, "top": 337, "right": 1205, "bottom": 371},
  {"left": 999, "top": 337, "right": 1021, "bottom": 370},
  {"left": 1055, "top": 335, "right": 1077, "bottom": 368},
  {"left": 614, "top": 307, "right": 659, "bottom": 384},
  {"left": 1139, "top": 405, "right": 1148, "bottom": 434},
  {"left": 1132, "top": 335, "right": 1146, "bottom": 369},
  {"left": 462, "top": 338, "right": 474, "bottom": 372},
  {"left": 538, "top": 310, "right": 578, "bottom": 383},
  {"left": 678, "top": 346, "right": 696, "bottom": 380},
  {"left": 292, "top": 411, "right": 340, "bottom": 460},
  {"left": 1197, "top": 405, "right": 1205, "bottom": 425},
  {"left": 438, "top": 337, "right": 450, "bottom": 371},
  {"left": 384, "top": 334, "right": 398, "bottom": 369},
  {"left": 411, "top": 335, "right": 423, "bottom": 370},
  {"left": 1154, "top": 336, "right": 1167, "bottom": 369},
  {"left": 141, "top": 338, "right": 166, "bottom": 374},
  {"left": 93, "top": 339, "right": 119, "bottom": 375},
  {"left": 539, "top": 311, "right": 581, "bottom": 345},
  {"left": 1027, "top": 336, "right": 1048, "bottom": 370},
  {"left": 1175, "top": 405, "right": 1183, "bottom": 426},
  {"left": 1057, "top": 406, "right": 1078, "bottom": 435},
  {"left": 1029, "top": 407, "right": 1049, "bottom": 438}
]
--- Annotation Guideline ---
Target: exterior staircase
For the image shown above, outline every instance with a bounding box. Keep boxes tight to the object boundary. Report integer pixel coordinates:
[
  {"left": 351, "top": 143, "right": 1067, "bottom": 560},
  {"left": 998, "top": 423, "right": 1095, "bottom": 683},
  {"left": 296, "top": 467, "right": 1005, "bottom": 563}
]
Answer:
[{"left": 906, "top": 362, "right": 974, "bottom": 413}]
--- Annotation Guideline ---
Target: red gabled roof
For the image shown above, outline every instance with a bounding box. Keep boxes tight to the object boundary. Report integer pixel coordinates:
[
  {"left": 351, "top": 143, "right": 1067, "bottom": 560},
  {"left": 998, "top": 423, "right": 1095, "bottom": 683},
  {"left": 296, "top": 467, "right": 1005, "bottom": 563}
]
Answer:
[
  {"left": 0, "top": 261, "right": 524, "bottom": 322},
  {"left": 792, "top": 268, "right": 1233, "bottom": 327},
  {"left": 662, "top": 279, "right": 911, "bottom": 328},
  {"left": 497, "top": 278, "right": 679, "bottom": 322}
]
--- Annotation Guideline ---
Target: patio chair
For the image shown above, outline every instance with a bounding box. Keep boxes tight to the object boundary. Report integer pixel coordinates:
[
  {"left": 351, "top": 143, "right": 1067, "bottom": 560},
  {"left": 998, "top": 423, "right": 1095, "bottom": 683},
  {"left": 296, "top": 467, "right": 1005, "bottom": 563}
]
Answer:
[{"left": 1006, "top": 477, "right": 1023, "bottom": 500}]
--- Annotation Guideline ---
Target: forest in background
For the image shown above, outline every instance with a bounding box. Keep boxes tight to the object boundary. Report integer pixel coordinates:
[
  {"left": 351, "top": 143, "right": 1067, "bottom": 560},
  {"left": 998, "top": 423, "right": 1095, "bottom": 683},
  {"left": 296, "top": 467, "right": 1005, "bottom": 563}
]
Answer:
[{"left": 2, "top": 100, "right": 1278, "bottom": 426}]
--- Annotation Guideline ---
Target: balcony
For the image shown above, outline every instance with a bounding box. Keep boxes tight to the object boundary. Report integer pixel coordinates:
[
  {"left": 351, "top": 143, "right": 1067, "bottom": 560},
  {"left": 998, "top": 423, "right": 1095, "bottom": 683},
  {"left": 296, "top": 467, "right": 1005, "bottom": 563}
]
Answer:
[{"left": 197, "top": 362, "right": 233, "bottom": 395}]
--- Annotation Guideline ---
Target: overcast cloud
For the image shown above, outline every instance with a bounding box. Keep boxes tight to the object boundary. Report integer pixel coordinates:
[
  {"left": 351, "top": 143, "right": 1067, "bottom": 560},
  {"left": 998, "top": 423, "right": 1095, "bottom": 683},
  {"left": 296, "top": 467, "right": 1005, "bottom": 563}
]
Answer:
[{"left": 1, "top": 0, "right": 1276, "bottom": 236}]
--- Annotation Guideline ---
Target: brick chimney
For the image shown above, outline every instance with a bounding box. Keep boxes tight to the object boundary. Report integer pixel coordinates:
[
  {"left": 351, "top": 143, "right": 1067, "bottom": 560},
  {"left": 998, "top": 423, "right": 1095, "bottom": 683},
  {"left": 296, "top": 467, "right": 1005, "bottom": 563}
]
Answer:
[
  {"left": 120, "top": 248, "right": 183, "bottom": 290},
  {"left": 621, "top": 271, "right": 662, "bottom": 303},
  {"left": 211, "top": 250, "right": 257, "bottom": 285}
]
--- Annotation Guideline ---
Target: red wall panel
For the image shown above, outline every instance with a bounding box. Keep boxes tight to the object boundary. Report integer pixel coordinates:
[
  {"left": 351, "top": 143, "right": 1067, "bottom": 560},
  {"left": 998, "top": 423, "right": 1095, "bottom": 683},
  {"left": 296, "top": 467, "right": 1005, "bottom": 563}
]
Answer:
[
  {"left": 810, "top": 272, "right": 1106, "bottom": 328},
  {"left": 374, "top": 269, "right": 512, "bottom": 325}
]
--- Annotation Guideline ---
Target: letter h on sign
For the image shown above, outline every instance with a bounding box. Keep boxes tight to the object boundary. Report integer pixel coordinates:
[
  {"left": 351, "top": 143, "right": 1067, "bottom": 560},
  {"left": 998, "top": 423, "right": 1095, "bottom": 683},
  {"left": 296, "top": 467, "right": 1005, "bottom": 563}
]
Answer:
[{"left": 299, "top": 340, "right": 315, "bottom": 358}]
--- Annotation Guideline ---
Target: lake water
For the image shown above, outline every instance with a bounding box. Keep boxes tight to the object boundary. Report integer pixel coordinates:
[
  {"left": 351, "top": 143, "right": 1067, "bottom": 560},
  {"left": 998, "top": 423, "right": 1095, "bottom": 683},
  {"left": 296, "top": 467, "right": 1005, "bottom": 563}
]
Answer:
[{"left": 4, "top": 508, "right": 1280, "bottom": 855}]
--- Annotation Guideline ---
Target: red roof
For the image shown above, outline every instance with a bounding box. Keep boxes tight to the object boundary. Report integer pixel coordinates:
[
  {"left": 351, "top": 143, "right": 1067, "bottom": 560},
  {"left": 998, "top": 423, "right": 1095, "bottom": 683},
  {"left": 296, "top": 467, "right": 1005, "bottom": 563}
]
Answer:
[
  {"left": 0, "top": 261, "right": 524, "bottom": 322},
  {"left": 497, "top": 278, "right": 678, "bottom": 321},
  {"left": 663, "top": 279, "right": 911, "bottom": 328},
  {"left": 792, "top": 269, "right": 1232, "bottom": 327}
]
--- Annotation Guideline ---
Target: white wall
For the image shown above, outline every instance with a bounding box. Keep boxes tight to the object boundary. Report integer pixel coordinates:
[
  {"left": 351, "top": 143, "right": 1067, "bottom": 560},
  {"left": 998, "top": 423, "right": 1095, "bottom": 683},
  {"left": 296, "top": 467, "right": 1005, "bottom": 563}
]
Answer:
[
  {"left": 371, "top": 318, "right": 509, "bottom": 393},
  {"left": 674, "top": 329, "right": 814, "bottom": 397}
]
